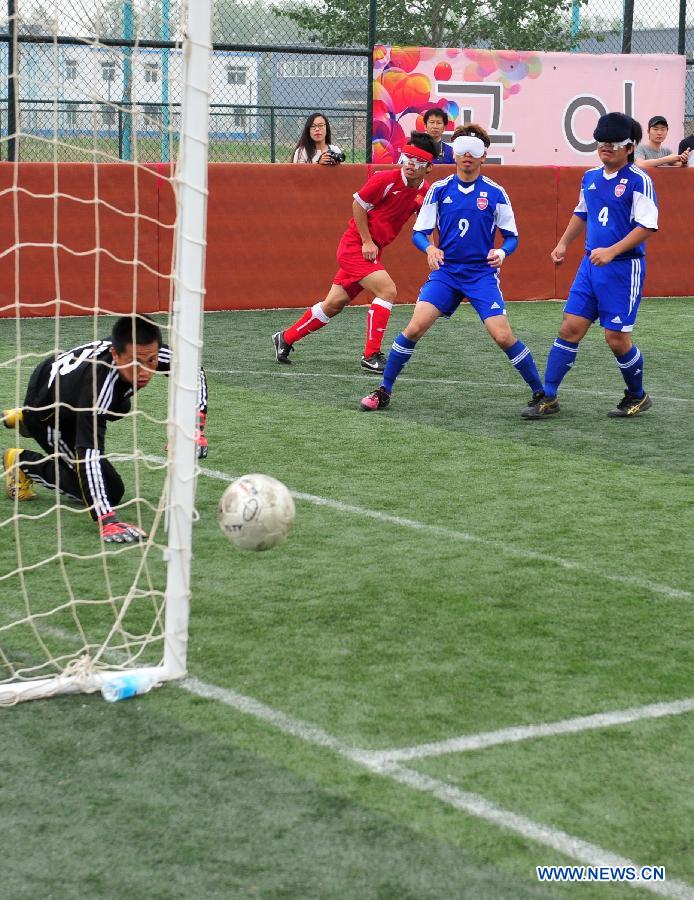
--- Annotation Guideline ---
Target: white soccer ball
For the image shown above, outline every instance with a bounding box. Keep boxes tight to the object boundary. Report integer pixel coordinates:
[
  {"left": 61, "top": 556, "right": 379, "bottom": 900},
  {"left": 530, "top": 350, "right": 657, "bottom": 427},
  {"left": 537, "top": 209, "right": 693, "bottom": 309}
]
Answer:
[{"left": 217, "top": 473, "right": 295, "bottom": 551}]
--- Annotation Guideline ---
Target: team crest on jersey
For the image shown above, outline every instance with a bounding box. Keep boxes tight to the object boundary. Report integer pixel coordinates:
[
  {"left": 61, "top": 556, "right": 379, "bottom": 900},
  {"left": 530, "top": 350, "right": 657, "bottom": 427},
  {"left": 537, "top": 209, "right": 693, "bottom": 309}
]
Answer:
[
  {"left": 476, "top": 196, "right": 488, "bottom": 210},
  {"left": 614, "top": 183, "right": 626, "bottom": 197}
]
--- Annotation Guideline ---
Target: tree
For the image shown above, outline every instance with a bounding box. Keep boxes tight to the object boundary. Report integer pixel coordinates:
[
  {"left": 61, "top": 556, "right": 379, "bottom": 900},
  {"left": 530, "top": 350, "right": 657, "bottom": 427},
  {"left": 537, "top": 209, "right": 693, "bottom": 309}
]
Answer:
[
  {"left": 213, "top": 0, "right": 303, "bottom": 45},
  {"left": 274, "top": 0, "right": 591, "bottom": 52}
]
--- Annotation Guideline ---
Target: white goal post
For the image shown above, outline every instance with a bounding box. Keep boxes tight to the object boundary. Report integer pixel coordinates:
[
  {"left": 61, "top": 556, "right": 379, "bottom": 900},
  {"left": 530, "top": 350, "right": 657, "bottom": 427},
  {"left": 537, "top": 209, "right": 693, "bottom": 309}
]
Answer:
[{"left": 0, "top": 0, "right": 212, "bottom": 705}]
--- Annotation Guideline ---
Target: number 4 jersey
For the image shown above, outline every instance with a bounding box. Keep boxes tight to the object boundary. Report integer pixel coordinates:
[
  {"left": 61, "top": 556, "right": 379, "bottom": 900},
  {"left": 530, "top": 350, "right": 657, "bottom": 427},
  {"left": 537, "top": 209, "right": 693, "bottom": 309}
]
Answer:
[
  {"left": 413, "top": 173, "right": 518, "bottom": 276},
  {"left": 574, "top": 163, "right": 658, "bottom": 258}
]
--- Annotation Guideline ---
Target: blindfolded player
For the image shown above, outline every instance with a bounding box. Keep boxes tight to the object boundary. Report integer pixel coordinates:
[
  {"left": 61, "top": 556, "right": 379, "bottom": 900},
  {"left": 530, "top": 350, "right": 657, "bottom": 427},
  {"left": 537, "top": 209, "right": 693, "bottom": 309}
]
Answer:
[
  {"left": 272, "top": 132, "right": 437, "bottom": 374},
  {"left": 361, "top": 124, "right": 543, "bottom": 412}
]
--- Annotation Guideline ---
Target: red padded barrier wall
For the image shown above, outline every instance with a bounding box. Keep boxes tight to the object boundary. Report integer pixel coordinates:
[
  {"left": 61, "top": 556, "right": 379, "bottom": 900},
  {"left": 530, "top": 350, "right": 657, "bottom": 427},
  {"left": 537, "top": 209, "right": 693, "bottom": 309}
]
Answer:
[
  {"left": 0, "top": 163, "right": 174, "bottom": 318},
  {"left": 204, "top": 164, "right": 365, "bottom": 311},
  {"left": 635, "top": 168, "right": 691, "bottom": 299},
  {"left": 1, "top": 162, "right": 692, "bottom": 317},
  {"left": 205, "top": 164, "right": 561, "bottom": 309},
  {"left": 178, "top": 163, "right": 694, "bottom": 310}
]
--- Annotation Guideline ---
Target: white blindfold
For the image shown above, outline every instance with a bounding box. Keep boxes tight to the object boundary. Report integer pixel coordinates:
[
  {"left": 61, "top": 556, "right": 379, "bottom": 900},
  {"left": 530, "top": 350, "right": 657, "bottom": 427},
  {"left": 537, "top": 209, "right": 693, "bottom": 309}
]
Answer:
[{"left": 452, "top": 135, "right": 486, "bottom": 158}]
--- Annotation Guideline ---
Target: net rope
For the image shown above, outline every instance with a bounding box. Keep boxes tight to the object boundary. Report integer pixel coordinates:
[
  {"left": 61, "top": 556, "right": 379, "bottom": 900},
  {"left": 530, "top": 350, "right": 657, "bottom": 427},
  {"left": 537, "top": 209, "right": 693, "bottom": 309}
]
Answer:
[{"left": 0, "top": 0, "right": 198, "bottom": 704}]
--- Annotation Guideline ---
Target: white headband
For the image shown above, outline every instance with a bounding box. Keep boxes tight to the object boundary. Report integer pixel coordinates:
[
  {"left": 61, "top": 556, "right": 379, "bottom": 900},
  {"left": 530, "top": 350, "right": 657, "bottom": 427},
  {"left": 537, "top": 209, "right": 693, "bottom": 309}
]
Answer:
[{"left": 452, "top": 135, "right": 486, "bottom": 158}]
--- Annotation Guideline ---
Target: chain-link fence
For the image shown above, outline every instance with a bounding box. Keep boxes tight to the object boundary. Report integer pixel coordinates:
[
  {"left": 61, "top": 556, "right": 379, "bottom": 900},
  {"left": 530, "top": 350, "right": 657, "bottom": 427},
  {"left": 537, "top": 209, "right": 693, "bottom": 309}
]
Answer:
[
  {"left": 577, "top": 1, "right": 693, "bottom": 135},
  {"left": 0, "top": 0, "right": 691, "bottom": 161}
]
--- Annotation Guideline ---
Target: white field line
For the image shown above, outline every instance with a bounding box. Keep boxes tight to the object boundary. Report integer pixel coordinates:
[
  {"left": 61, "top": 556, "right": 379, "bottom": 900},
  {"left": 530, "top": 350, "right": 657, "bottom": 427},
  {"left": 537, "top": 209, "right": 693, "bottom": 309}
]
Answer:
[
  {"left": 181, "top": 677, "right": 694, "bottom": 900},
  {"left": 4, "top": 365, "right": 692, "bottom": 403},
  {"left": 207, "top": 368, "right": 694, "bottom": 404},
  {"left": 358, "top": 697, "right": 694, "bottom": 766},
  {"left": 20, "top": 612, "right": 694, "bottom": 773},
  {"left": 384, "top": 765, "right": 694, "bottom": 900},
  {"left": 7, "top": 627, "right": 694, "bottom": 892},
  {"left": 146, "top": 456, "right": 691, "bottom": 603}
]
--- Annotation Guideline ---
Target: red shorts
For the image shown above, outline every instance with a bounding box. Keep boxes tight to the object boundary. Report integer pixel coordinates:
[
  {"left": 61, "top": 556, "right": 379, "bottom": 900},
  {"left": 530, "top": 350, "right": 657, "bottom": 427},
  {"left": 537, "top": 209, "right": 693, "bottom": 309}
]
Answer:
[{"left": 333, "top": 234, "right": 384, "bottom": 300}]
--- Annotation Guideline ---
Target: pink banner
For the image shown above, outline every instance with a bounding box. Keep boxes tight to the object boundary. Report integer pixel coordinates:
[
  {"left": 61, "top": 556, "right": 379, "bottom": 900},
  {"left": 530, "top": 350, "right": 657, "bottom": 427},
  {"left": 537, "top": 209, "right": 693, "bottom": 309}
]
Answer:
[{"left": 373, "top": 47, "right": 685, "bottom": 166}]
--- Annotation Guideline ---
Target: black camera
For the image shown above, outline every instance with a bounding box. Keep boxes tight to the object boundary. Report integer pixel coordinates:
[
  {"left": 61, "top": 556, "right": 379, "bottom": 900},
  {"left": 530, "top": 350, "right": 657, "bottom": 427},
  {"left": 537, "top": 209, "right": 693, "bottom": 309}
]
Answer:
[{"left": 326, "top": 150, "right": 346, "bottom": 164}]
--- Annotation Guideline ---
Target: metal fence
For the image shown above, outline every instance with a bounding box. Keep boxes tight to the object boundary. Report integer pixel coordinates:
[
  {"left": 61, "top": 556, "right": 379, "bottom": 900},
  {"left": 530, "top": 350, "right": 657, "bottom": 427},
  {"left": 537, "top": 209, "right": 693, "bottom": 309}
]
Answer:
[
  {"left": 577, "top": 20, "right": 694, "bottom": 134},
  {"left": 0, "top": 0, "right": 691, "bottom": 161},
  {"left": 0, "top": 99, "right": 368, "bottom": 162}
]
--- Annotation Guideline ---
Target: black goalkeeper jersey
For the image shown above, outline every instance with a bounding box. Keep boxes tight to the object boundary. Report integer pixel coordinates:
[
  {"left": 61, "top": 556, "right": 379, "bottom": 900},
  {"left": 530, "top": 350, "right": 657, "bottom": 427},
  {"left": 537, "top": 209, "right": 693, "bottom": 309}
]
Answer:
[{"left": 24, "top": 338, "right": 208, "bottom": 517}]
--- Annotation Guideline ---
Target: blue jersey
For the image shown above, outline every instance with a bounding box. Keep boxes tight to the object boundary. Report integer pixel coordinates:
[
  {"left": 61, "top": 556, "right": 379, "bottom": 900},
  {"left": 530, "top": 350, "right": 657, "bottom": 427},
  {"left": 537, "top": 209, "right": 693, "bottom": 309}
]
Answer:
[
  {"left": 413, "top": 174, "right": 517, "bottom": 276},
  {"left": 432, "top": 141, "right": 455, "bottom": 165},
  {"left": 574, "top": 164, "right": 658, "bottom": 260}
]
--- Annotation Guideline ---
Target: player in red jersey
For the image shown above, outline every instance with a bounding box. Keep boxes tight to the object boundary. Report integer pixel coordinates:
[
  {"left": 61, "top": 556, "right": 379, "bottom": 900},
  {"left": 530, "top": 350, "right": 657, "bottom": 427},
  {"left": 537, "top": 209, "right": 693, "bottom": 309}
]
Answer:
[{"left": 272, "top": 131, "right": 437, "bottom": 373}]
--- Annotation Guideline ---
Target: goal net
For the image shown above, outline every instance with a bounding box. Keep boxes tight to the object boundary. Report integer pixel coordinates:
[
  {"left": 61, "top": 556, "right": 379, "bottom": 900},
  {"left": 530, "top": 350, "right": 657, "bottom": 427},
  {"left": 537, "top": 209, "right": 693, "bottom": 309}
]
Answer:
[{"left": 0, "top": 0, "right": 211, "bottom": 704}]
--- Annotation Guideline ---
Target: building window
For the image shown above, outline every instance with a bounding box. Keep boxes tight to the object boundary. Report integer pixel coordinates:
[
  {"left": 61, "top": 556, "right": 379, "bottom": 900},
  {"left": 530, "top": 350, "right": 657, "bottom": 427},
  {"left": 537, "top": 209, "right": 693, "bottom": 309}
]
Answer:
[
  {"left": 232, "top": 106, "right": 247, "bottom": 129},
  {"left": 278, "top": 58, "right": 367, "bottom": 79},
  {"left": 101, "top": 105, "right": 116, "bottom": 127},
  {"left": 65, "top": 59, "right": 77, "bottom": 81},
  {"left": 65, "top": 109, "right": 77, "bottom": 128},
  {"left": 226, "top": 65, "right": 246, "bottom": 85},
  {"left": 144, "top": 62, "right": 159, "bottom": 83},
  {"left": 101, "top": 62, "right": 116, "bottom": 82},
  {"left": 142, "top": 104, "right": 162, "bottom": 128}
]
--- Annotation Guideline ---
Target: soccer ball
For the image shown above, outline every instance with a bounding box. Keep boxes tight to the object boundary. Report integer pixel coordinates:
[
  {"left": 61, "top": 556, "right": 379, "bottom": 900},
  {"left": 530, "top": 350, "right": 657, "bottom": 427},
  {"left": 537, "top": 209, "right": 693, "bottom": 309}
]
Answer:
[{"left": 217, "top": 474, "right": 295, "bottom": 551}]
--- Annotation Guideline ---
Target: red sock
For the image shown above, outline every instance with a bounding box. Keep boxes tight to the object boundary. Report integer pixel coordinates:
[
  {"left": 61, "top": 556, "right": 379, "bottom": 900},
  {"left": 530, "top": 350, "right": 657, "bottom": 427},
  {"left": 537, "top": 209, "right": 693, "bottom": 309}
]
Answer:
[
  {"left": 284, "top": 302, "right": 330, "bottom": 345},
  {"left": 364, "top": 298, "right": 393, "bottom": 357}
]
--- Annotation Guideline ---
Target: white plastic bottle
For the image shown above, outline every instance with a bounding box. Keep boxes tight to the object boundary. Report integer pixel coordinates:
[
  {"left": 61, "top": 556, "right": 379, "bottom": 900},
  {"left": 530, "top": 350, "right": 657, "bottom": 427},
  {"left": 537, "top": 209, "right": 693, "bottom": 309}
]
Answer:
[{"left": 101, "top": 672, "right": 157, "bottom": 703}]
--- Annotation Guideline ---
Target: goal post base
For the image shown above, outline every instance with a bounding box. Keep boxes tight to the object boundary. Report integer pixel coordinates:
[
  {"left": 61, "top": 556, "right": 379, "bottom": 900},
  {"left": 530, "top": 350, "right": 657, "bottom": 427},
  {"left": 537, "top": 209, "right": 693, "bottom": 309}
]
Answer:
[{"left": 0, "top": 665, "right": 182, "bottom": 707}]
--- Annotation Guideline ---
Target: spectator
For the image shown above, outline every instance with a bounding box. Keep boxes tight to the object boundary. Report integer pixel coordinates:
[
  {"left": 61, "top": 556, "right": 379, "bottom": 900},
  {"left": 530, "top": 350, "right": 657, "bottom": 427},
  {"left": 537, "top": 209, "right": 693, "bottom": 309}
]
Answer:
[
  {"left": 635, "top": 116, "right": 689, "bottom": 168},
  {"left": 423, "top": 108, "right": 455, "bottom": 164},
  {"left": 292, "top": 113, "right": 344, "bottom": 165},
  {"left": 678, "top": 134, "right": 694, "bottom": 167}
]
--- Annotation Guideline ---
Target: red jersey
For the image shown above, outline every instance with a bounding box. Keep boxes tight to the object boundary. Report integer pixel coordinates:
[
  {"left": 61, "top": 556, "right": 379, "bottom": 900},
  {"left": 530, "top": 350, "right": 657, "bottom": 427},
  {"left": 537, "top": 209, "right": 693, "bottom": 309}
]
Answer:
[{"left": 345, "top": 169, "right": 429, "bottom": 249}]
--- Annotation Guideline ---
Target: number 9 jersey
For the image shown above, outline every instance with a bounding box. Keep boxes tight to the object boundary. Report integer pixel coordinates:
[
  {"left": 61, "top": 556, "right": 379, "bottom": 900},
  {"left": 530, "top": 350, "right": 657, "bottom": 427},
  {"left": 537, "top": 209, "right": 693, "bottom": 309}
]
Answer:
[
  {"left": 574, "top": 163, "right": 658, "bottom": 259},
  {"left": 413, "top": 173, "right": 518, "bottom": 275}
]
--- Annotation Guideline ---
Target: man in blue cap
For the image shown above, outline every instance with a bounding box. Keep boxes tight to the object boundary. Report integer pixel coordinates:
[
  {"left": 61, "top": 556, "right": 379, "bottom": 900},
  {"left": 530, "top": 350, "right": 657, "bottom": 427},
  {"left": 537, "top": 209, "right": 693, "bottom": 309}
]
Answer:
[{"left": 522, "top": 112, "right": 659, "bottom": 419}]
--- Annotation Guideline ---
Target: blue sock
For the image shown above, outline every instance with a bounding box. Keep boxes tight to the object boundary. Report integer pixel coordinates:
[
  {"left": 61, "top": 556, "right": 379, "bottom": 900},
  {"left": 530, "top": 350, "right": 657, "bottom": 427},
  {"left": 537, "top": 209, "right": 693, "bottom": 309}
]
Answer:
[
  {"left": 382, "top": 333, "right": 417, "bottom": 394},
  {"left": 504, "top": 340, "right": 543, "bottom": 394},
  {"left": 544, "top": 338, "right": 579, "bottom": 397},
  {"left": 615, "top": 345, "right": 644, "bottom": 396}
]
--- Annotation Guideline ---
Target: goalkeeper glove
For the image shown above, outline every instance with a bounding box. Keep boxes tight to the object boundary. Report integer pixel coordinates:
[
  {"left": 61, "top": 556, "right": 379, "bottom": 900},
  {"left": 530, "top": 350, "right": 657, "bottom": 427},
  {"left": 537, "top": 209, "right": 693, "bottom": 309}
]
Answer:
[
  {"left": 98, "top": 512, "right": 147, "bottom": 544},
  {"left": 196, "top": 411, "right": 208, "bottom": 459},
  {"left": 164, "top": 412, "right": 208, "bottom": 459}
]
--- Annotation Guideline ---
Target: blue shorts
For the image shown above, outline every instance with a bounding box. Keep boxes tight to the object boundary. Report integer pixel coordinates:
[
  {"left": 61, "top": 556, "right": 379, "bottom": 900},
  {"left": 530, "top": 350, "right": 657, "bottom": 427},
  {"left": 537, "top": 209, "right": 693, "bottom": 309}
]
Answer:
[
  {"left": 565, "top": 255, "right": 645, "bottom": 332},
  {"left": 417, "top": 266, "right": 507, "bottom": 321}
]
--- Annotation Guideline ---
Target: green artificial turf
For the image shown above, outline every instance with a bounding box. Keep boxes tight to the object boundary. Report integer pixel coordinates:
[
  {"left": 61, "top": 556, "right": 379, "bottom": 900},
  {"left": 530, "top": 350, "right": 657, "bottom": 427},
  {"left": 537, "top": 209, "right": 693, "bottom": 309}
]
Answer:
[{"left": 1, "top": 300, "right": 692, "bottom": 898}]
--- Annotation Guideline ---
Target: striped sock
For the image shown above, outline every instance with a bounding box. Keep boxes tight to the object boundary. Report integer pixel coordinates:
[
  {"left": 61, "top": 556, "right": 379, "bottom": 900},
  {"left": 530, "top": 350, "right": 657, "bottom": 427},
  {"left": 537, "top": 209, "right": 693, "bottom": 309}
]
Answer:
[
  {"left": 382, "top": 333, "right": 417, "bottom": 394},
  {"left": 364, "top": 298, "right": 393, "bottom": 357},
  {"left": 284, "top": 302, "right": 330, "bottom": 345},
  {"left": 615, "top": 345, "right": 644, "bottom": 396},
  {"left": 544, "top": 338, "right": 580, "bottom": 397},
  {"left": 504, "top": 340, "right": 543, "bottom": 394}
]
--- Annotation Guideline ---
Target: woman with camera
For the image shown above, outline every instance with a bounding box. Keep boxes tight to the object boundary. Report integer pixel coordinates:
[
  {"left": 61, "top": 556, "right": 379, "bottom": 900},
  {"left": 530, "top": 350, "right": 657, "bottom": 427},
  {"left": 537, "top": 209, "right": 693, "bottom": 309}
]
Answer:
[{"left": 292, "top": 112, "right": 345, "bottom": 165}]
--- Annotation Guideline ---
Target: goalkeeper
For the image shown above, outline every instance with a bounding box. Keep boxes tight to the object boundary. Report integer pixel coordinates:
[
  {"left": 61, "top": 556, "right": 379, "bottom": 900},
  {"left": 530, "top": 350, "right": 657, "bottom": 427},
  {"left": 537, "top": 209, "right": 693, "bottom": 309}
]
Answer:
[{"left": 2, "top": 315, "right": 208, "bottom": 543}]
